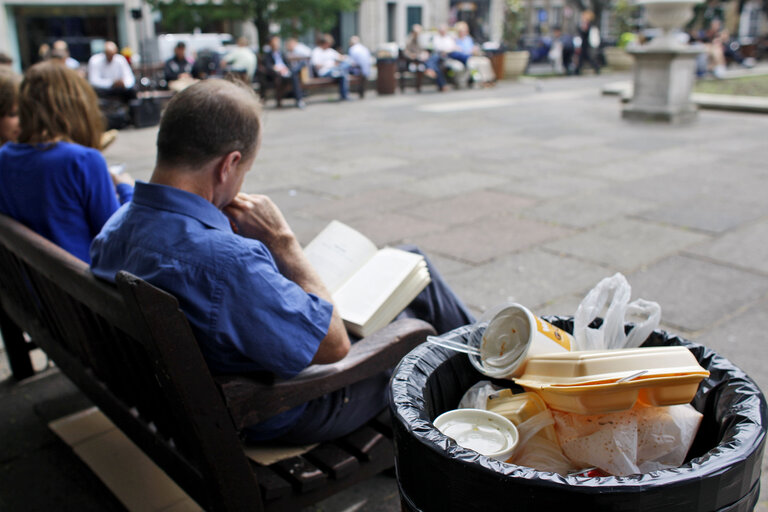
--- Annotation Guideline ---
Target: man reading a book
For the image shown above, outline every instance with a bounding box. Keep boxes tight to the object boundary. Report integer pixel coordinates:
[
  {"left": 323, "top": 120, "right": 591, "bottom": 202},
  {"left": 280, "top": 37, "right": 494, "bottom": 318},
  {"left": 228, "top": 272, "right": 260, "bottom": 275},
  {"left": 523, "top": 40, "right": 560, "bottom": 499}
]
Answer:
[{"left": 90, "top": 79, "right": 473, "bottom": 444}]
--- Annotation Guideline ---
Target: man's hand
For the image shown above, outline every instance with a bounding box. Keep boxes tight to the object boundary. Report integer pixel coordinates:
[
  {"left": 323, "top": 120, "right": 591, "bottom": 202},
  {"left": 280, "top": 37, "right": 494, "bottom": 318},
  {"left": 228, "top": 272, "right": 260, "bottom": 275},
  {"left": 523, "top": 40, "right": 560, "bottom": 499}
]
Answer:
[
  {"left": 112, "top": 79, "right": 125, "bottom": 89},
  {"left": 223, "top": 192, "right": 351, "bottom": 364},
  {"left": 223, "top": 193, "right": 295, "bottom": 251}
]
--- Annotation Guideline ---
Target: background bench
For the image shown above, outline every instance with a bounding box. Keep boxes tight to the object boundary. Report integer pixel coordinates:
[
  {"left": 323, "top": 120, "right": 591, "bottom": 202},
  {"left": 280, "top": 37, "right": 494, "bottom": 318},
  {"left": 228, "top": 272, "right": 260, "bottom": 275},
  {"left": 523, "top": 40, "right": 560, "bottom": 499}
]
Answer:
[{"left": 0, "top": 214, "right": 434, "bottom": 511}]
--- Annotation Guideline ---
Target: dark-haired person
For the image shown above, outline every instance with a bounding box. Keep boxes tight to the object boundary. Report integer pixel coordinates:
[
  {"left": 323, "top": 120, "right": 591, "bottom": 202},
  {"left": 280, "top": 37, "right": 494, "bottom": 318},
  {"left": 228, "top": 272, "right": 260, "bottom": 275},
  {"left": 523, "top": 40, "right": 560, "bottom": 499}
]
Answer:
[
  {"left": 164, "top": 41, "right": 194, "bottom": 84},
  {"left": 0, "top": 61, "right": 133, "bottom": 263},
  {"left": 0, "top": 69, "right": 20, "bottom": 145},
  {"left": 262, "top": 35, "right": 305, "bottom": 109},
  {"left": 90, "top": 78, "right": 472, "bottom": 444}
]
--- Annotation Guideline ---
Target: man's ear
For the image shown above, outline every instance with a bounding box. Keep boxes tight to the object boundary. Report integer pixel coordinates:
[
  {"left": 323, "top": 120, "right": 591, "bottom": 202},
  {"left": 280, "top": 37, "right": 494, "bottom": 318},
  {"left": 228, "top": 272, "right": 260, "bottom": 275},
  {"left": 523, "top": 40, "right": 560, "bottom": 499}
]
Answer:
[{"left": 215, "top": 151, "right": 243, "bottom": 183}]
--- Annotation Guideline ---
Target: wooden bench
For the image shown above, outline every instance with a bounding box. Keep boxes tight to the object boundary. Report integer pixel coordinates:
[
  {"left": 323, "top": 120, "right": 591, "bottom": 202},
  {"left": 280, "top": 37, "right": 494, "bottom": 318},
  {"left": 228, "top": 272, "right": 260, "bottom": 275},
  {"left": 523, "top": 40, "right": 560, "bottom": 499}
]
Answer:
[
  {"left": 258, "top": 58, "right": 366, "bottom": 107},
  {"left": 0, "top": 214, "right": 435, "bottom": 511}
]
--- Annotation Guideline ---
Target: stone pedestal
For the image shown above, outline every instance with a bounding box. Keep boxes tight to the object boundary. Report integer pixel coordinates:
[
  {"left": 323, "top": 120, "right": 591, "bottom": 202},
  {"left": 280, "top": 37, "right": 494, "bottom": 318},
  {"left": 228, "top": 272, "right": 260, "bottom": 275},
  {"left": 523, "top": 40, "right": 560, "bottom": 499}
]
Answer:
[{"left": 622, "top": 46, "right": 702, "bottom": 123}]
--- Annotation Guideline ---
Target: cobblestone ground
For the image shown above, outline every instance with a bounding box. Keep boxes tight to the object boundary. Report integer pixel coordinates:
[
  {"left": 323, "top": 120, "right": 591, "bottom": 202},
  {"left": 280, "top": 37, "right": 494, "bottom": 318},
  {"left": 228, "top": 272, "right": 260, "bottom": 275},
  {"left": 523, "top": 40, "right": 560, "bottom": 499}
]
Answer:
[{"left": 1, "top": 72, "right": 767, "bottom": 511}]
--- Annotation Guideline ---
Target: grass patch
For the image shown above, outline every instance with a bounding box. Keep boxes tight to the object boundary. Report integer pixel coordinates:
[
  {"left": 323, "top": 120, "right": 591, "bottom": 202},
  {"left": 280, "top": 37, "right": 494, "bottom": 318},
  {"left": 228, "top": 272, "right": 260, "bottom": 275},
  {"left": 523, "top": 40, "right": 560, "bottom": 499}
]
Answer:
[{"left": 694, "top": 74, "right": 768, "bottom": 97}]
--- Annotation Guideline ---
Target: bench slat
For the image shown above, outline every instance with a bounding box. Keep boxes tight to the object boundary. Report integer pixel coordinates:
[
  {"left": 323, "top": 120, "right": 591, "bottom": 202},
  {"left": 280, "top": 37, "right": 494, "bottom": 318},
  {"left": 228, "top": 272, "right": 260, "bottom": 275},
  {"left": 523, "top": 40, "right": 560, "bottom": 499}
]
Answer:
[
  {"left": 305, "top": 443, "right": 360, "bottom": 480},
  {"left": 273, "top": 456, "right": 328, "bottom": 493}
]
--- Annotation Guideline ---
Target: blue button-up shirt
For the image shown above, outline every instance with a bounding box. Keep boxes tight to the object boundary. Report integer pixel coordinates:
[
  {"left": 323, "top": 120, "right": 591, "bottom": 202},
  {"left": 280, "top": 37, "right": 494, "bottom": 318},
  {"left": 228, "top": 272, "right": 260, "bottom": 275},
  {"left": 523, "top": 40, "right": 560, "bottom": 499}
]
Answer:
[{"left": 90, "top": 182, "right": 333, "bottom": 438}]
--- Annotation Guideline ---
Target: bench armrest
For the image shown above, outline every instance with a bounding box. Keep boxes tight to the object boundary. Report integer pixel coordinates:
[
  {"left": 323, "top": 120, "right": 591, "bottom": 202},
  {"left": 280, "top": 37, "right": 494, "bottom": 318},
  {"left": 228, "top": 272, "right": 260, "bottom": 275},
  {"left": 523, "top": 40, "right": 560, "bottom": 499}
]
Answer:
[{"left": 216, "top": 317, "right": 435, "bottom": 429}]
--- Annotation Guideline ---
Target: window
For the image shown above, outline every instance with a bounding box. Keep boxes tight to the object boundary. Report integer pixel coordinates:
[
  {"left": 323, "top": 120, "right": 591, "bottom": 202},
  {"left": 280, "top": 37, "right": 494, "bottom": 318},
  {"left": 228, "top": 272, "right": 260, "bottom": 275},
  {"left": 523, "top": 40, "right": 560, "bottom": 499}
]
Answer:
[
  {"left": 387, "top": 2, "right": 397, "bottom": 42},
  {"left": 407, "top": 6, "right": 423, "bottom": 33}
]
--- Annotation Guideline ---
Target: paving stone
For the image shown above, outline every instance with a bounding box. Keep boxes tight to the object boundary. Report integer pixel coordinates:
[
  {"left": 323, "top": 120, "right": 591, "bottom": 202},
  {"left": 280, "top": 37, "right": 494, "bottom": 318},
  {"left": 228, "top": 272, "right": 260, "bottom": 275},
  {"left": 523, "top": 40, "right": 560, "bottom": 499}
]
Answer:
[
  {"left": 498, "top": 174, "right": 609, "bottom": 199},
  {"left": 627, "top": 255, "right": 768, "bottom": 332},
  {"left": 522, "top": 192, "right": 654, "bottom": 229},
  {"left": 406, "top": 171, "right": 510, "bottom": 199},
  {"left": 448, "top": 249, "right": 610, "bottom": 313},
  {"left": 417, "top": 215, "right": 572, "bottom": 265},
  {"left": 686, "top": 220, "right": 768, "bottom": 275},
  {"left": 302, "top": 170, "right": 415, "bottom": 197},
  {"left": 693, "top": 299, "right": 768, "bottom": 395},
  {"left": 543, "top": 218, "right": 710, "bottom": 271},
  {"left": 342, "top": 214, "right": 446, "bottom": 247},
  {"left": 634, "top": 193, "right": 768, "bottom": 234},
  {"left": 402, "top": 190, "right": 538, "bottom": 225},
  {"left": 296, "top": 188, "right": 425, "bottom": 222}
]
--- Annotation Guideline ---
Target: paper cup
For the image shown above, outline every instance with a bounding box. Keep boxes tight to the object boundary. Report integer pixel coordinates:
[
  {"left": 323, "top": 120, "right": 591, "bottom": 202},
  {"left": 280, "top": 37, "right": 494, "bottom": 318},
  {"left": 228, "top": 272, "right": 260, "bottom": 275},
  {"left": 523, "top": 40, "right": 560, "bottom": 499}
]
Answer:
[
  {"left": 433, "top": 408, "right": 519, "bottom": 461},
  {"left": 468, "top": 303, "right": 573, "bottom": 379}
]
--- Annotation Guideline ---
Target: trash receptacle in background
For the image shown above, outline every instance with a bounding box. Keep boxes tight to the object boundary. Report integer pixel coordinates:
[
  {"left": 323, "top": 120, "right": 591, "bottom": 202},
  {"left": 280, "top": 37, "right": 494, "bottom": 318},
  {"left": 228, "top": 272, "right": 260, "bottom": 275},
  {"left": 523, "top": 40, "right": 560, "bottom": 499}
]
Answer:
[
  {"left": 390, "top": 318, "right": 767, "bottom": 512},
  {"left": 377, "top": 58, "right": 397, "bottom": 95}
]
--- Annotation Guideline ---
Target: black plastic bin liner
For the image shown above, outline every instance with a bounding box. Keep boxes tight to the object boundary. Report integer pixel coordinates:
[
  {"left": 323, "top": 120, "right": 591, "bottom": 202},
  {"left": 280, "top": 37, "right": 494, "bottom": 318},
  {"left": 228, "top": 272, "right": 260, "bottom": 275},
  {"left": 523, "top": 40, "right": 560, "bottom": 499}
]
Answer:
[{"left": 389, "top": 317, "right": 767, "bottom": 512}]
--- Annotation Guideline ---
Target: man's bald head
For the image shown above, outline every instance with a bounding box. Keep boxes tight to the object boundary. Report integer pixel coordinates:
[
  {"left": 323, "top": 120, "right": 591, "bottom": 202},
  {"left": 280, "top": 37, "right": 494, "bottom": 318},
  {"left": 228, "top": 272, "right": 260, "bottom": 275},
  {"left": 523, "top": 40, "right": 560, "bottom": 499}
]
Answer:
[
  {"left": 104, "top": 41, "right": 118, "bottom": 62},
  {"left": 156, "top": 79, "right": 262, "bottom": 169}
]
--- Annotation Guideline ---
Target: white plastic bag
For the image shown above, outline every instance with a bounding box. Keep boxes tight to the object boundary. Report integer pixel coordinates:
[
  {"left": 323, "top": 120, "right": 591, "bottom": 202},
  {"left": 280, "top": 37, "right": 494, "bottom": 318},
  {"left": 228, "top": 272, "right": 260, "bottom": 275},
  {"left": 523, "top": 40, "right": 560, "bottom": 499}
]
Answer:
[
  {"left": 458, "top": 380, "right": 501, "bottom": 409},
  {"left": 552, "top": 404, "right": 703, "bottom": 476},
  {"left": 573, "top": 273, "right": 662, "bottom": 351}
]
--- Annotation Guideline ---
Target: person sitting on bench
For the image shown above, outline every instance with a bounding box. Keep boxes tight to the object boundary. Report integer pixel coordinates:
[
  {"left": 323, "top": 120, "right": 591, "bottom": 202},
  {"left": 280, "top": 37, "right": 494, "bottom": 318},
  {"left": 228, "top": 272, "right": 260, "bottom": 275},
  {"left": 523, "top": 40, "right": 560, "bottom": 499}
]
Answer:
[
  {"left": 263, "top": 35, "right": 305, "bottom": 109},
  {"left": 90, "top": 79, "right": 473, "bottom": 444},
  {"left": 310, "top": 34, "right": 351, "bottom": 101},
  {"left": 0, "top": 61, "right": 133, "bottom": 263}
]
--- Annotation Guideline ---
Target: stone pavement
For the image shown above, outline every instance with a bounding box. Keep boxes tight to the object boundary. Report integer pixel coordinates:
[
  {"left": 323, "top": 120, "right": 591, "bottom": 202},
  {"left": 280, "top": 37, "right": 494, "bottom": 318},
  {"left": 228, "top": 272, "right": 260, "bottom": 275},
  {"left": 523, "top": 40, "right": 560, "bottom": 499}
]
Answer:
[{"left": 1, "top": 71, "right": 767, "bottom": 511}]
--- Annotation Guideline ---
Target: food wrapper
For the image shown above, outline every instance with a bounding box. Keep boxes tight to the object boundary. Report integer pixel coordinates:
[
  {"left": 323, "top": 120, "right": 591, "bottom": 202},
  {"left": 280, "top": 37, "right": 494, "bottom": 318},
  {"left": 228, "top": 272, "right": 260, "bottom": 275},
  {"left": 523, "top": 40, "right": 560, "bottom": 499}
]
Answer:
[{"left": 552, "top": 403, "right": 703, "bottom": 476}]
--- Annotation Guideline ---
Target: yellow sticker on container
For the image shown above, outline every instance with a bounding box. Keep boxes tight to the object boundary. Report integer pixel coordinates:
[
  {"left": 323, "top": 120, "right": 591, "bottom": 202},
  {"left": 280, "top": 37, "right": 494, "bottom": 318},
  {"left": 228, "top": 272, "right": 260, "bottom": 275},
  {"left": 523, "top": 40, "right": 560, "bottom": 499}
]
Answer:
[{"left": 535, "top": 317, "right": 572, "bottom": 351}]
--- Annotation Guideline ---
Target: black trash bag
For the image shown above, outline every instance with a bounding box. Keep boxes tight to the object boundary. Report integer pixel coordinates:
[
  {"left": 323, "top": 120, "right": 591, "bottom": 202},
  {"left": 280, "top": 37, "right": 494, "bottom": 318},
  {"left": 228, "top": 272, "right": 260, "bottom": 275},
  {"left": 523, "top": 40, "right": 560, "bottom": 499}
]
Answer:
[{"left": 389, "top": 318, "right": 767, "bottom": 512}]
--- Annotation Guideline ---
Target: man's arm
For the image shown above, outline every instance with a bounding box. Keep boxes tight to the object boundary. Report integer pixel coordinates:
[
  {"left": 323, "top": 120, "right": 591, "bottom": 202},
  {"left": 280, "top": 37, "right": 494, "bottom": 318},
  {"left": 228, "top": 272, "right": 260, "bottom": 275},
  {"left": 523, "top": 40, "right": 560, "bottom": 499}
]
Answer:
[
  {"left": 118, "top": 55, "right": 136, "bottom": 88},
  {"left": 223, "top": 193, "right": 350, "bottom": 364}
]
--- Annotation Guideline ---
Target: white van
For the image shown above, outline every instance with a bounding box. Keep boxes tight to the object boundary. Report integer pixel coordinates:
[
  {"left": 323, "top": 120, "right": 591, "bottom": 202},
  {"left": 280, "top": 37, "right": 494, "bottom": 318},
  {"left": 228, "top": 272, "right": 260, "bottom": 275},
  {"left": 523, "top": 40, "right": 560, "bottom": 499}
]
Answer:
[{"left": 156, "top": 33, "right": 233, "bottom": 63}]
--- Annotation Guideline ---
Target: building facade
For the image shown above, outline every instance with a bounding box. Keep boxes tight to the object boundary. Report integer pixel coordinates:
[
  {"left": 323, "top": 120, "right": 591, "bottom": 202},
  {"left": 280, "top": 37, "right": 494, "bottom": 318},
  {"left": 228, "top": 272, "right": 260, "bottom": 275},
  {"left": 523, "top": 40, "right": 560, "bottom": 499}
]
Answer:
[{"left": 1, "top": 0, "right": 154, "bottom": 72}]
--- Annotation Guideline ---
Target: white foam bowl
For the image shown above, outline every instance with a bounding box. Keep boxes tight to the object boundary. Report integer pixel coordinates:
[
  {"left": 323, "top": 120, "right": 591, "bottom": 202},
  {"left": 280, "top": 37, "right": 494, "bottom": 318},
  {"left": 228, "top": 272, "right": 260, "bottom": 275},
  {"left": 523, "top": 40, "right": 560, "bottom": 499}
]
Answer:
[{"left": 433, "top": 408, "right": 519, "bottom": 461}]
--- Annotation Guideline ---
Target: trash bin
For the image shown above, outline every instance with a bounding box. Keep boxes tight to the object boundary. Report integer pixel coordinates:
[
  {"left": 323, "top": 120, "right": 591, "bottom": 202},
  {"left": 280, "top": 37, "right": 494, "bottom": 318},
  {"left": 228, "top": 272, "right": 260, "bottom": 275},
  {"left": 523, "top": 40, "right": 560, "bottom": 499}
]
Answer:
[
  {"left": 485, "top": 50, "right": 505, "bottom": 81},
  {"left": 377, "top": 58, "right": 397, "bottom": 95},
  {"left": 390, "top": 318, "right": 766, "bottom": 512}
]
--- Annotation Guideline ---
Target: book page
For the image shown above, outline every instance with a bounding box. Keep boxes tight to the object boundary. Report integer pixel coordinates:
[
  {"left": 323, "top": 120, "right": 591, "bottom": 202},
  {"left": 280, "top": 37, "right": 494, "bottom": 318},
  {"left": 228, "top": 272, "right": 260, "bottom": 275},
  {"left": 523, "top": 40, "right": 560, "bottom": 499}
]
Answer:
[
  {"left": 333, "top": 248, "right": 425, "bottom": 327},
  {"left": 304, "top": 220, "right": 378, "bottom": 293}
]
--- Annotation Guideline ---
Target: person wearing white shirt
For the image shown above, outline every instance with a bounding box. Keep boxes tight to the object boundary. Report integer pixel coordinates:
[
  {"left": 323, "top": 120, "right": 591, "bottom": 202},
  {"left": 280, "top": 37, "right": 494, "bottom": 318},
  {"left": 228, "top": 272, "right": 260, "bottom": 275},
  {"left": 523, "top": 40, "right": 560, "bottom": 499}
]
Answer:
[
  {"left": 310, "top": 34, "right": 350, "bottom": 100},
  {"left": 347, "top": 36, "right": 371, "bottom": 78},
  {"left": 88, "top": 41, "right": 135, "bottom": 96}
]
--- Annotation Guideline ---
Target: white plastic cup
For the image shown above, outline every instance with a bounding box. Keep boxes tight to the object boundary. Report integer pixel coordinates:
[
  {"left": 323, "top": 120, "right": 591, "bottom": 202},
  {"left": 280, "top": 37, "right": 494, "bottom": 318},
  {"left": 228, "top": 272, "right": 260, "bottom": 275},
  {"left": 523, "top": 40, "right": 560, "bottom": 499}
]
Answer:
[
  {"left": 469, "top": 303, "right": 573, "bottom": 379},
  {"left": 433, "top": 408, "right": 519, "bottom": 461}
]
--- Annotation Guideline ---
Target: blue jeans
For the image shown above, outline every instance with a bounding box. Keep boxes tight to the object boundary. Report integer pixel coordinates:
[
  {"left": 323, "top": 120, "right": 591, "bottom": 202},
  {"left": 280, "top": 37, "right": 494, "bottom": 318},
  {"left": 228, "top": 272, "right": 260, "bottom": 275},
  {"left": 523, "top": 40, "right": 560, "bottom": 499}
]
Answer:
[
  {"left": 318, "top": 61, "right": 350, "bottom": 99},
  {"left": 425, "top": 54, "right": 447, "bottom": 89},
  {"left": 275, "top": 245, "right": 474, "bottom": 444}
]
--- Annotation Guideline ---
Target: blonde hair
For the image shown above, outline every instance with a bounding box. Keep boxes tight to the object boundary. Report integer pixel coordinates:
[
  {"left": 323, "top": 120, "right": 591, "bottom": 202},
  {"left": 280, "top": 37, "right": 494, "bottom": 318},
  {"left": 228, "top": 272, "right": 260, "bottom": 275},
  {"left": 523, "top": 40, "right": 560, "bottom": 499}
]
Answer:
[{"left": 18, "top": 61, "right": 104, "bottom": 149}]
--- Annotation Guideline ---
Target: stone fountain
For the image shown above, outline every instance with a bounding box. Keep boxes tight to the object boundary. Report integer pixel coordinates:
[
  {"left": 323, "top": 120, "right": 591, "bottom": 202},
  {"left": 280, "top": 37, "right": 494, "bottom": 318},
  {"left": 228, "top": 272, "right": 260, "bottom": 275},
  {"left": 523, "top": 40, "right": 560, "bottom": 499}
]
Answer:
[{"left": 622, "top": 0, "right": 704, "bottom": 123}]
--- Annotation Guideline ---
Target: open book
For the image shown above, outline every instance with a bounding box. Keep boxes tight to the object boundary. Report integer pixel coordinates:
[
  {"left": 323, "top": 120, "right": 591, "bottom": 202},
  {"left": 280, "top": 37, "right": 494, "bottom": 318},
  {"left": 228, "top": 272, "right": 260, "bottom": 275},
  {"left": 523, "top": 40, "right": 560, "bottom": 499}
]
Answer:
[{"left": 304, "top": 220, "right": 431, "bottom": 337}]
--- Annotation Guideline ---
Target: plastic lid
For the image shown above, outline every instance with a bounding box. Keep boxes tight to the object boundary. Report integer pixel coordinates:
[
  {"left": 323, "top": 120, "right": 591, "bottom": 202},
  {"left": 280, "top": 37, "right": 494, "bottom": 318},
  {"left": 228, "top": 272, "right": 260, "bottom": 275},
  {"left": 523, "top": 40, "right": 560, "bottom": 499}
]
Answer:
[
  {"left": 433, "top": 408, "right": 519, "bottom": 461},
  {"left": 468, "top": 303, "right": 533, "bottom": 378}
]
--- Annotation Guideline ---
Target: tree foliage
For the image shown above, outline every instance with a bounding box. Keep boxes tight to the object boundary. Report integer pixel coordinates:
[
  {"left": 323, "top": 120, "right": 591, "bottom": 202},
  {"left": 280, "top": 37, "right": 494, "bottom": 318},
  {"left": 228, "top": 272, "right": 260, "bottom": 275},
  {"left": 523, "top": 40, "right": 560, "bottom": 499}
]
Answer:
[{"left": 150, "top": 0, "right": 361, "bottom": 49}]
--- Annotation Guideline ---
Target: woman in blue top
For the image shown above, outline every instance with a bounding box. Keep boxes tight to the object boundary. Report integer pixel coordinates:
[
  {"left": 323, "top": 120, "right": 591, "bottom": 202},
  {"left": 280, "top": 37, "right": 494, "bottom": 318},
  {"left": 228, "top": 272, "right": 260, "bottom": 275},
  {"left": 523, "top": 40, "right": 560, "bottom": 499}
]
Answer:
[{"left": 0, "top": 61, "right": 133, "bottom": 263}]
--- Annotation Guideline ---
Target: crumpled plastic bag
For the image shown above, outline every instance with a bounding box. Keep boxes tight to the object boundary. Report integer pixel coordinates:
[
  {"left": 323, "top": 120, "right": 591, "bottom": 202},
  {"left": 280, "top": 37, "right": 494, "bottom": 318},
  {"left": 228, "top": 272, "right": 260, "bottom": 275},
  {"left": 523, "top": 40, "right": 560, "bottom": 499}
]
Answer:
[
  {"left": 573, "top": 273, "right": 662, "bottom": 351},
  {"left": 458, "top": 380, "right": 501, "bottom": 409},
  {"left": 552, "top": 403, "right": 703, "bottom": 476}
]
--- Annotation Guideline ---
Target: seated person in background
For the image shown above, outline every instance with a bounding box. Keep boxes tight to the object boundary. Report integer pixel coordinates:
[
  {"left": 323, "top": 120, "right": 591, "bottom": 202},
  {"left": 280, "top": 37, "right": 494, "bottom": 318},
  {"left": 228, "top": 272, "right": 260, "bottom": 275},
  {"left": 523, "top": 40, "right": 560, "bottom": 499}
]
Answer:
[
  {"left": 0, "top": 62, "right": 133, "bottom": 263},
  {"left": 310, "top": 34, "right": 350, "bottom": 101},
  {"left": 426, "top": 24, "right": 456, "bottom": 90},
  {"left": 451, "top": 21, "right": 495, "bottom": 86},
  {"left": 406, "top": 24, "right": 447, "bottom": 91},
  {"left": 164, "top": 41, "right": 195, "bottom": 88},
  {"left": 262, "top": 35, "right": 305, "bottom": 109},
  {"left": 87, "top": 41, "right": 137, "bottom": 102},
  {"left": 0, "top": 69, "right": 20, "bottom": 145},
  {"left": 222, "top": 37, "right": 257, "bottom": 83},
  {"left": 52, "top": 40, "right": 81, "bottom": 72},
  {"left": 347, "top": 35, "right": 372, "bottom": 78},
  {"left": 90, "top": 79, "right": 473, "bottom": 444},
  {"left": 285, "top": 37, "right": 312, "bottom": 59}
]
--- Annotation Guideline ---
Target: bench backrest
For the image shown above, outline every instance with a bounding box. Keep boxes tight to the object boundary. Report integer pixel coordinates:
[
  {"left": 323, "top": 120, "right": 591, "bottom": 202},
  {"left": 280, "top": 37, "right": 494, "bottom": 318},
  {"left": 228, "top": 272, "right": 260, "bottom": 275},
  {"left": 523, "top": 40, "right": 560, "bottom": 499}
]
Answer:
[{"left": 0, "top": 214, "right": 261, "bottom": 511}]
